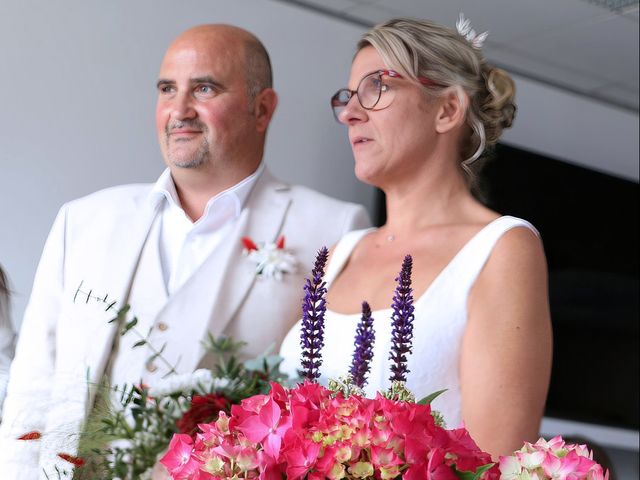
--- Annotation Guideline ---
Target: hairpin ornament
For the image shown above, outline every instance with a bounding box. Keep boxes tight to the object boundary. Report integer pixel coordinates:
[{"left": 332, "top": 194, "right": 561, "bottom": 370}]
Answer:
[{"left": 456, "top": 13, "right": 489, "bottom": 49}]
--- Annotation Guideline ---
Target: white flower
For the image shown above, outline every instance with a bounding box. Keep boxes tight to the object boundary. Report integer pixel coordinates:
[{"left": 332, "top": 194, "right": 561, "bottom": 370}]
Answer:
[
  {"left": 210, "top": 377, "right": 231, "bottom": 391},
  {"left": 242, "top": 235, "right": 297, "bottom": 280}
]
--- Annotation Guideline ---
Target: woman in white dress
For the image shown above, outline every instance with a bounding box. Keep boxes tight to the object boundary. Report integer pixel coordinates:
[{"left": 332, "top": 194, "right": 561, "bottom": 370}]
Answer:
[{"left": 280, "top": 17, "right": 552, "bottom": 457}]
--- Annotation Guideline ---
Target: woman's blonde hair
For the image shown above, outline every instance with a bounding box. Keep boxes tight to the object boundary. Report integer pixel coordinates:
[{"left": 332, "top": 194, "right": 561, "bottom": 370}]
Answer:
[{"left": 359, "top": 18, "right": 516, "bottom": 187}]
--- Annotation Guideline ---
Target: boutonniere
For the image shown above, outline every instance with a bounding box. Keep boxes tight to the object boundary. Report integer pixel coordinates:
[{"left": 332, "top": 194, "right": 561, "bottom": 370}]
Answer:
[{"left": 241, "top": 235, "right": 297, "bottom": 280}]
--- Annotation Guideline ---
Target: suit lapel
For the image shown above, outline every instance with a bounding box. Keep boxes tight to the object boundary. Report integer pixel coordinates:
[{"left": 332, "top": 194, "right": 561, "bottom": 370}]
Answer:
[{"left": 207, "top": 170, "right": 292, "bottom": 338}]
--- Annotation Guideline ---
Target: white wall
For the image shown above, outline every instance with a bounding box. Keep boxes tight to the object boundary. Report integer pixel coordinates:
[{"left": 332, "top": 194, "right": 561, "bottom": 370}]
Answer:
[
  {"left": 504, "top": 74, "right": 639, "bottom": 181},
  {"left": 0, "top": 0, "right": 638, "bottom": 327}
]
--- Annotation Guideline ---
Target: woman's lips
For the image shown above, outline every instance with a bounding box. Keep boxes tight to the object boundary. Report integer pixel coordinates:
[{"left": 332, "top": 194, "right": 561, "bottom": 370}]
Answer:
[{"left": 351, "top": 136, "right": 373, "bottom": 146}]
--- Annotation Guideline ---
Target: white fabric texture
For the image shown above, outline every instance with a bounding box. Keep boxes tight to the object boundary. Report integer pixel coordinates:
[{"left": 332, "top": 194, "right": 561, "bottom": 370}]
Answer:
[{"left": 280, "top": 216, "right": 538, "bottom": 428}]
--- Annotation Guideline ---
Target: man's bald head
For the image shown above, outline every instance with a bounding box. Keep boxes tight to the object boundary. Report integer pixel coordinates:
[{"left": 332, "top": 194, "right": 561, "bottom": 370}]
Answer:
[
  {"left": 168, "top": 24, "right": 272, "bottom": 101},
  {"left": 156, "top": 24, "right": 278, "bottom": 189}
]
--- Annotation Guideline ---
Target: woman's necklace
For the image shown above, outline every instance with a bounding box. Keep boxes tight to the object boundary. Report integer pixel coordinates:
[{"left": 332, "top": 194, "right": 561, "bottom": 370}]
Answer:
[{"left": 373, "top": 230, "right": 396, "bottom": 247}]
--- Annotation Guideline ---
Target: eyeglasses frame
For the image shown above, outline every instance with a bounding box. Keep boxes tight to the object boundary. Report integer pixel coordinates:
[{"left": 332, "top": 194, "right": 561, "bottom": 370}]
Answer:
[{"left": 330, "top": 69, "right": 439, "bottom": 122}]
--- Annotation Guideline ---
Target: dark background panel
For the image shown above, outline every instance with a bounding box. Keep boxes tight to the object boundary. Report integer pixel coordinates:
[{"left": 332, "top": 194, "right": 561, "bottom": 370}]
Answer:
[{"left": 483, "top": 144, "right": 639, "bottom": 430}]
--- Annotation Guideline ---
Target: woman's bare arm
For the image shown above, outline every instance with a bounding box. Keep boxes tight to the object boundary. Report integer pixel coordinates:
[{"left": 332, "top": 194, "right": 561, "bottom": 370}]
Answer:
[{"left": 460, "top": 226, "right": 553, "bottom": 457}]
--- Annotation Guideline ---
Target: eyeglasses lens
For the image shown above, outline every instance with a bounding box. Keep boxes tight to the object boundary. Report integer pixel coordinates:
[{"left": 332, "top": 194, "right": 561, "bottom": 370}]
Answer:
[
  {"left": 358, "top": 73, "right": 383, "bottom": 109},
  {"left": 330, "top": 71, "right": 396, "bottom": 121},
  {"left": 331, "top": 89, "right": 352, "bottom": 121}
]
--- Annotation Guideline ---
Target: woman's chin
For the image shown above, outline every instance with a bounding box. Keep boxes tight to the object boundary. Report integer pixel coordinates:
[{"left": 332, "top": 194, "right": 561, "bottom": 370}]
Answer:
[
  {"left": 354, "top": 169, "right": 379, "bottom": 187},
  {"left": 354, "top": 164, "right": 385, "bottom": 188}
]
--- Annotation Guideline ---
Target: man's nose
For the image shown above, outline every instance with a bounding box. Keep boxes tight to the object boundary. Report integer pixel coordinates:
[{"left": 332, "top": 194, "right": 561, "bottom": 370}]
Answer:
[{"left": 172, "top": 91, "right": 197, "bottom": 119}]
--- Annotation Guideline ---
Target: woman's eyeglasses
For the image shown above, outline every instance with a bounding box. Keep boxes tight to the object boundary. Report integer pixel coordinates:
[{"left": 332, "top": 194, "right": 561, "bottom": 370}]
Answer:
[{"left": 330, "top": 69, "right": 437, "bottom": 122}]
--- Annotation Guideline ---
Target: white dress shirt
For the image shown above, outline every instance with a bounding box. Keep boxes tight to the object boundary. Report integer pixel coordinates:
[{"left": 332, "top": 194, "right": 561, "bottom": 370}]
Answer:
[{"left": 149, "top": 163, "right": 264, "bottom": 295}]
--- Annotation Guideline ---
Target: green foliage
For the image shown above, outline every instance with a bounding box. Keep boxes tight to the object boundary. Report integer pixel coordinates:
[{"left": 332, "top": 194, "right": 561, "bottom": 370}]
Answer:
[
  {"left": 382, "top": 380, "right": 417, "bottom": 403},
  {"left": 454, "top": 462, "right": 496, "bottom": 480},
  {"left": 431, "top": 409, "right": 447, "bottom": 429},
  {"left": 417, "top": 388, "right": 448, "bottom": 405},
  {"left": 120, "top": 317, "right": 138, "bottom": 336},
  {"left": 72, "top": 307, "right": 289, "bottom": 480},
  {"left": 327, "top": 374, "right": 366, "bottom": 398},
  {"left": 74, "top": 383, "right": 184, "bottom": 479}
]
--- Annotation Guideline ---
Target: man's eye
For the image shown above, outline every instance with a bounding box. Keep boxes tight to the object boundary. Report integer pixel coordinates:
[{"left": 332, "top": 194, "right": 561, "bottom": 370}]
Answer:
[
  {"left": 196, "top": 85, "right": 215, "bottom": 94},
  {"left": 159, "top": 85, "right": 175, "bottom": 94}
]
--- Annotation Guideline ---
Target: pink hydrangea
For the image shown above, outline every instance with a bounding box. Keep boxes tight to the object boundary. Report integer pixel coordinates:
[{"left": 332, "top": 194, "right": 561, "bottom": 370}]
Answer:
[
  {"left": 160, "top": 381, "right": 497, "bottom": 479},
  {"left": 160, "top": 434, "right": 205, "bottom": 479},
  {"left": 499, "top": 436, "right": 610, "bottom": 480}
]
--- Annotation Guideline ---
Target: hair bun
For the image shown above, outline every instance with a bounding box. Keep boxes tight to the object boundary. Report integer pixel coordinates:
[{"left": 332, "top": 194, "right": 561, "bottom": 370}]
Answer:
[{"left": 484, "top": 66, "right": 516, "bottom": 129}]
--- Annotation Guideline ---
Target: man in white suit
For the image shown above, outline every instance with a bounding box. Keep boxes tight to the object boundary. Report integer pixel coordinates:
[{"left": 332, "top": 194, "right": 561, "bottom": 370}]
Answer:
[{"left": 0, "top": 24, "right": 369, "bottom": 478}]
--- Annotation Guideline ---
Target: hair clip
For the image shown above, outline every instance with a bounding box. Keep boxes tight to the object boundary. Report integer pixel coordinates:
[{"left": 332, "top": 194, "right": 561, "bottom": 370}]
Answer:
[{"left": 456, "top": 13, "right": 489, "bottom": 49}]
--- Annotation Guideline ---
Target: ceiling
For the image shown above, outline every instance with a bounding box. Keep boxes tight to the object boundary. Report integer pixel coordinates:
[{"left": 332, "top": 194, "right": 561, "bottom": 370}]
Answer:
[{"left": 275, "top": 0, "right": 639, "bottom": 113}]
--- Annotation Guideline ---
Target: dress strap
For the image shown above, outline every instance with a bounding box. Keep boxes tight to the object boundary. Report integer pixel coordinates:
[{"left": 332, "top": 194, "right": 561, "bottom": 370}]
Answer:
[
  {"left": 324, "top": 228, "right": 376, "bottom": 288},
  {"left": 441, "top": 215, "right": 539, "bottom": 301}
]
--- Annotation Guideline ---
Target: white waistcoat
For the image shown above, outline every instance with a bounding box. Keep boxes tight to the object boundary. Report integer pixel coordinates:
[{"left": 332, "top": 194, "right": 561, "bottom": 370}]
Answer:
[{"left": 110, "top": 209, "right": 251, "bottom": 389}]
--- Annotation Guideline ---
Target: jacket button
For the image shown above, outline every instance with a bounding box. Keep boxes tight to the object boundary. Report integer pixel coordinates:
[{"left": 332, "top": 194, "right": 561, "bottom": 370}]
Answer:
[
  {"left": 157, "top": 322, "right": 168, "bottom": 331},
  {"left": 146, "top": 361, "right": 158, "bottom": 373}
]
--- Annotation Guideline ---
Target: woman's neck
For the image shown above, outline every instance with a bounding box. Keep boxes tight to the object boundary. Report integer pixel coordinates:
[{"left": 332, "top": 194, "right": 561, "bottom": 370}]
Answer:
[{"left": 380, "top": 159, "right": 479, "bottom": 236}]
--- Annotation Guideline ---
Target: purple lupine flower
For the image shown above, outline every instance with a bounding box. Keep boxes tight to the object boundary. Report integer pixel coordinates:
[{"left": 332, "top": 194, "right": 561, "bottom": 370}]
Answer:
[
  {"left": 299, "top": 247, "right": 329, "bottom": 381},
  {"left": 349, "top": 301, "right": 375, "bottom": 389},
  {"left": 389, "top": 255, "right": 415, "bottom": 383}
]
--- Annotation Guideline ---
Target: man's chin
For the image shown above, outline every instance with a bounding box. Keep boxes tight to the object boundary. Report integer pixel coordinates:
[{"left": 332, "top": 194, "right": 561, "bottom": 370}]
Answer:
[
  {"left": 168, "top": 156, "right": 207, "bottom": 170},
  {"left": 172, "top": 161, "right": 201, "bottom": 169}
]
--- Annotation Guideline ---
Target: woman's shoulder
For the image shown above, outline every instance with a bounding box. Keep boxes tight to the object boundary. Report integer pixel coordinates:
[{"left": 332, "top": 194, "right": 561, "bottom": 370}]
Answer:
[
  {"left": 476, "top": 215, "right": 548, "bottom": 289},
  {"left": 452, "top": 214, "right": 542, "bottom": 266},
  {"left": 488, "top": 216, "right": 544, "bottom": 262}
]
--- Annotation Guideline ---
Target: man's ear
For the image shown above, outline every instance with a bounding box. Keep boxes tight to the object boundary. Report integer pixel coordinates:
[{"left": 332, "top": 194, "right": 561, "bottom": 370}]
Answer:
[
  {"left": 434, "top": 86, "right": 467, "bottom": 134},
  {"left": 253, "top": 88, "right": 278, "bottom": 133}
]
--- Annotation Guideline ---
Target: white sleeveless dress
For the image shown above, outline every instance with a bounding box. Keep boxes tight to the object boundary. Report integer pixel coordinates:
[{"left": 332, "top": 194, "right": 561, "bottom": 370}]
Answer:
[{"left": 279, "top": 216, "right": 538, "bottom": 428}]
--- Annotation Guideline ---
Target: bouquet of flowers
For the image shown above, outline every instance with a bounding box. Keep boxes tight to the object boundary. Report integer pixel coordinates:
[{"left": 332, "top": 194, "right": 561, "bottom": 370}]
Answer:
[
  {"left": 69, "top": 303, "right": 290, "bottom": 479},
  {"left": 160, "top": 380, "right": 495, "bottom": 479},
  {"left": 74, "top": 336, "right": 286, "bottom": 480},
  {"left": 159, "top": 249, "right": 495, "bottom": 479},
  {"left": 159, "top": 247, "right": 611, "bottom": 480},
  {"left": 17, "top": 284, "right": 291, "bottom": 480}
]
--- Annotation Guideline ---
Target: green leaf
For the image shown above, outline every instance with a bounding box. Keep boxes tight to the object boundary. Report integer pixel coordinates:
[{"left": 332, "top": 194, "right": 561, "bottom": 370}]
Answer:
[
  {"left": 245, "top": 354, "right": 283, "bottom": 372},
  {"left": 120, "top": 317, "right": 138, "bottom": 336},
  {"left": 454, "top": 463, "right": 495, "bottom": 480},
  {"left": 132, "top": 340, "right": 147, "bottom": 348},
  {"left": 417, "top": 388, "right": 447, "bottom": 405},
  {"left": 109, "top": 304, "right": 131, "bottom": 323},
  {"left": 202, "top": 332, "right": 247, "bottom": 354}
]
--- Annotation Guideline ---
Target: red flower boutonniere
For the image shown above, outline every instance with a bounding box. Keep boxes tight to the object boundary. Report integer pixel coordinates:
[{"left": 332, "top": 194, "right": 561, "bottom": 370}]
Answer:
[{"left": 241, "top": 235, "right": 297, "bottom": 280}]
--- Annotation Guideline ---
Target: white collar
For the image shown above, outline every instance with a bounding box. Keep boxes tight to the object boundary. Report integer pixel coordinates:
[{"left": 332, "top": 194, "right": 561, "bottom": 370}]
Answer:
[{"left": 148, "top": 162, "right": 265, "bottom": 228}]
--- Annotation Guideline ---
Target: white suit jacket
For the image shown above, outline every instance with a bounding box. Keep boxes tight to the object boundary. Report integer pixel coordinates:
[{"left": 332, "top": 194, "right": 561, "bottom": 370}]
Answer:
[{"left": 0, "top": 168, "right": 370, "bottom": 478}]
